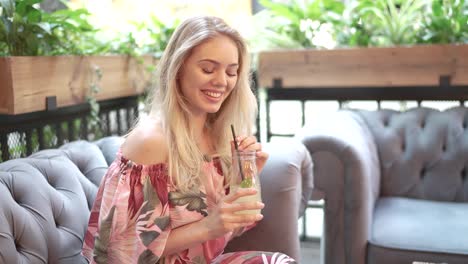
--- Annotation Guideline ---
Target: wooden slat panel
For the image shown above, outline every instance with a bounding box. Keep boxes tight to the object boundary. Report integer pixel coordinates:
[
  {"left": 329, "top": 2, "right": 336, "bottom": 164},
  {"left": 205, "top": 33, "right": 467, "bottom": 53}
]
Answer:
[
  {"left": 453, "top": 45, "right": 468, "bottom": 86},
  {"left": 126, "top": 55, "right": 157, "bottom": 94},
  {"left": 0, "top": 55, "right": 157, "bottom": 115},
  {"left": 258, "top": 44, "right": 468, "bottom": 88},
  {"left": 0, "top": 57, "right": 14, "bottom": 114}
]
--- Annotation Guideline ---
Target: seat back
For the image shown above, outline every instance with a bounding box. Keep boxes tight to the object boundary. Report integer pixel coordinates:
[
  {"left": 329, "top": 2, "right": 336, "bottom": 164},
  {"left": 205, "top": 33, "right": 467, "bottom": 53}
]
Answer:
[
  {"left": 0, "top": 141, "right": 108, "bottom": 263},
  {"left": 357, "top": 107, "right": 468, "bottom": 202}
]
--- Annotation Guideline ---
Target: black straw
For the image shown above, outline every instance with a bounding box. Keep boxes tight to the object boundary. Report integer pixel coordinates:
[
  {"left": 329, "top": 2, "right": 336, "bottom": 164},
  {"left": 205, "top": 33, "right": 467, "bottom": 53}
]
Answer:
[{"left": 230, "top": 125, "right": 245, "bottom": 181}]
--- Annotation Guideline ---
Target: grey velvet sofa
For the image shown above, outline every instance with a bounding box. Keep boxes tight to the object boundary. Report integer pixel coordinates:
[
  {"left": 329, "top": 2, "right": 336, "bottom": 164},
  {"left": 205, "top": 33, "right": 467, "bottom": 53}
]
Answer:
[
  {"left": 296, "top": 107, "right": 468, "bottom": 264},
  {"left": 0, "top": 136, "right": 313, "bottom": 264}
]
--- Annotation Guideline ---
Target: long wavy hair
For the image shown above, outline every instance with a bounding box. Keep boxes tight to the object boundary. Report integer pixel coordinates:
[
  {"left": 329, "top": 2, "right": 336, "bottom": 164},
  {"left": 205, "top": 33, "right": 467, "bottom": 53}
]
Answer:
[{"left": 144, "top": 16, "right": 257, "bottom": 191}]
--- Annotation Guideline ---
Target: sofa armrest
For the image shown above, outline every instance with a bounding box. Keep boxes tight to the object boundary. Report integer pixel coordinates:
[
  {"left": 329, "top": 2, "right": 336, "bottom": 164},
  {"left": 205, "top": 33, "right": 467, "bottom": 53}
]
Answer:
[
  {"left": 295, "top": 110, "right": 381, "bottom": 264},
  {"left": 0, "top": 152, "right": 93, "bottom": 264},
  {"left": 225, "top": 140, "right": 313, "bottom": 261}
]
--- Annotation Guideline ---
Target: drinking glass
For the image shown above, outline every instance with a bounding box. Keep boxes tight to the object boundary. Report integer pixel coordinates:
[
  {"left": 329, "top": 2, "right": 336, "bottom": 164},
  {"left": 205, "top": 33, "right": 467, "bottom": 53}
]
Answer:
[{"left": 231, "top": 150, "right": 262, "bottom": 214}]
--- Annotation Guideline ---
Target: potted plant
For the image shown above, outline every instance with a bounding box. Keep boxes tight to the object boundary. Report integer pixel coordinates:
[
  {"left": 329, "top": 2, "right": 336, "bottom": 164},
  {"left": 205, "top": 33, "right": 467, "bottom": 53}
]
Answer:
[
  {"left": 0, "top": 0, "right": 157, "bottom": 115},
  {"left": 253, "top": 0, "right": 468, "bottom": 89}
]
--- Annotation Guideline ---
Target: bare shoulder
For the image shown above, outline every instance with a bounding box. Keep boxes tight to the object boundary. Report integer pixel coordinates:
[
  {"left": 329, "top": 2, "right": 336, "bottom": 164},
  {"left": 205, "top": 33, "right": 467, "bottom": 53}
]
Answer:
[{"left": 121, "top": 120, "right": 168, "bottom": 165}]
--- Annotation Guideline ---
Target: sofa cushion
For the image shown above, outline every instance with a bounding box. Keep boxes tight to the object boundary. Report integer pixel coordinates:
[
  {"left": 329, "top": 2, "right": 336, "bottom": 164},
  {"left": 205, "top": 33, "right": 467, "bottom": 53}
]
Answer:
[
  {"left": 368, "top": 243, "right": 467, "bottom": 264},
  {"left": 0, "top": 152, "right": 93, "bottom": 264},
  {"left": 368, "top": 197, "right": 468, "bottom": 263},
  {"left": 357, "top": 107, "right": 468, "bottom": 202},
  {"left": 59, "top": 140, "right": 109, "bottom": 188}
]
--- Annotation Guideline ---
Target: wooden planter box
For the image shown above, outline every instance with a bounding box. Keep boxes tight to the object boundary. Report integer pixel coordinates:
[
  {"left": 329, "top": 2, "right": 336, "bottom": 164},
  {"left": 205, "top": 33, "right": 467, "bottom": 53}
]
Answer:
[
  {"left": 0, "top": 55, "right": 157, "bottom": 115},
  {"left": 258, "top": 44, "right": 468, "bottom": 88}
]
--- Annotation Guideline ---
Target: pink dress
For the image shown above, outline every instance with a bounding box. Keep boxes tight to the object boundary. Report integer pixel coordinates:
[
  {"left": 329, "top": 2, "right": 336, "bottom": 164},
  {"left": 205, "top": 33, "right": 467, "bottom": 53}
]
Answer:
[{"left": 82, "top": 151, "right": 296, "bottom": 264}]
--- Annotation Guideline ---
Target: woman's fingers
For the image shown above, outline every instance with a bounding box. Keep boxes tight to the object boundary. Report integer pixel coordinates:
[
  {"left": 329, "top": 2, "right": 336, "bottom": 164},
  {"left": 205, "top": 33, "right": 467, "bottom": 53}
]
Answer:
[
  {"left": 222, "top": 200, "right": 265, "bottom": 214},
  {"left": 223, "top": 212, "right": 264, "bottom": 224},
  {"left": 220, "top": 201, "right": 264, "bottom": 224},
  {"left": 255, "top": 150, "right": 269, "bottom": 173},
  {"left": 221, "top": 189, "right": 264, "bottom": 221},
  {"left": 224, "top": 187, "right": 257, "bottom": 203},
  {"left": 232, "top": 135, "right": 263, "bottom": 153},
  {"left": 237, "top": 136, "right": 259, "bottom": 151},
  {"left": 230, "top": 135, "right": 270, "bottom": 174},
  {"left": 204, "top": 188, "right": 265, "bottom": 237},
  {"left": 256, "top": 151, "right": 268, "bottom": 160}
]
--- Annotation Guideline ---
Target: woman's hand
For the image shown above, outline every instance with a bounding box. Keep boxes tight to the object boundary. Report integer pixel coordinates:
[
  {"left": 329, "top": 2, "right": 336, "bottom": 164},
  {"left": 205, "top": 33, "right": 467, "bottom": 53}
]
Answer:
[
  {"left": 232, "top": 135, "right": 269, "bottom": 174},
  {"left": 201, "top": 187, "right": 264, "bottom": 240}
]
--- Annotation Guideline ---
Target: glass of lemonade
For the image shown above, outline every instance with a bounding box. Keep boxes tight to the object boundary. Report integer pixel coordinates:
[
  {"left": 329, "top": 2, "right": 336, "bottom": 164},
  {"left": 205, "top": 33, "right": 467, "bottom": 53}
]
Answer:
[{"left": 231, "top": 150, "right": 262, "bottom": 214}]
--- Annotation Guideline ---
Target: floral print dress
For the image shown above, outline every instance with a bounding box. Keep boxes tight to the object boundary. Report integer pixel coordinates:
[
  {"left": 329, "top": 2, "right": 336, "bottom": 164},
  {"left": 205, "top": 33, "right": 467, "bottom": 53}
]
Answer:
[{"left": 82, "top": 151, "right": 296, "bottom": 264}]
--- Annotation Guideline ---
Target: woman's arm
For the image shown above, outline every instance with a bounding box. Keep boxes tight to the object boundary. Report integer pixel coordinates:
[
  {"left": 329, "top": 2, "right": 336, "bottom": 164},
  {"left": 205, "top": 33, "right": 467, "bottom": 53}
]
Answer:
[
  {"left": 123, "top": 125, "right": 264, "bottom": 256},
  {"left": 162, "top": 188, "right": 264, "bottom": 256}
]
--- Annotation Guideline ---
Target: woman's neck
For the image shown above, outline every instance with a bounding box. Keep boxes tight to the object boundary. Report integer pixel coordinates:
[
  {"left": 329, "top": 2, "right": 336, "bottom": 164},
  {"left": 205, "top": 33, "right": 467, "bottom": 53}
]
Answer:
[
  {"left": 191, "top": 114, "right": 214, "bottom": 155},
  {"left": 192, "top": 113, "right": 206, "bottom": 140}
]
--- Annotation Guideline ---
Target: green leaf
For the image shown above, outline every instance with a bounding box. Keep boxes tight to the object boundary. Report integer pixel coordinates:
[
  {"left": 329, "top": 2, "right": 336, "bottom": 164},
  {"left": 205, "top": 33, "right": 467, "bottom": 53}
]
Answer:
[
  {"left": 16, "top": 0, "right": 41, "bottom": 17},
  {"left": 25, "top": 8, "right": 41, "bottom": 23},
  {"left": 36, "top": 22, "right": 51, "bottom": 35},
  {"left": 417, "top": 0, "right": 468, "bottom": 44},
  {"left": 0, "top": 17, "right": 10, "bottom": 40}
]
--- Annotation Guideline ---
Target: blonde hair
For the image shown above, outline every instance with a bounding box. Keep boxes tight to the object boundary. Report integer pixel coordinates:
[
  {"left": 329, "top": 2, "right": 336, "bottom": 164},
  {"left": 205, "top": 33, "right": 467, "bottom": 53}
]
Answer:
[{"left": 145, "top": 16, "right": 257, "bottom": 191}]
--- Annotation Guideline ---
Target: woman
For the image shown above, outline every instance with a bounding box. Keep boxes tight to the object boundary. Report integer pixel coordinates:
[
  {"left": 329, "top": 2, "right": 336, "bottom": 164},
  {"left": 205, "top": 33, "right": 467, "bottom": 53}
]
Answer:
[{"left": 82, "top": 16, "right": 297, "bottom": 264}]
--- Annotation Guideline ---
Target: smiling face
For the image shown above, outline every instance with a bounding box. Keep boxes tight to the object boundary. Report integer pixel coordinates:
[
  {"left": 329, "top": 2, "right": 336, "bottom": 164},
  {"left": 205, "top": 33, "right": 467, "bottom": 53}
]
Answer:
[{"left": 178, "top": 34, "right": 240, "bottom": 117}]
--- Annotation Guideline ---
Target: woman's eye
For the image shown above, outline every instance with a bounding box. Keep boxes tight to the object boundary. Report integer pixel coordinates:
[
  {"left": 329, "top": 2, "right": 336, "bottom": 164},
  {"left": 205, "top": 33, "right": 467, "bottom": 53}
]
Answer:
[
  {"left": 202, "top": 68, "right": 214, "bottom": 74},
  {"left": 227, "top": 72, "right": 237, "bottom": 77}
]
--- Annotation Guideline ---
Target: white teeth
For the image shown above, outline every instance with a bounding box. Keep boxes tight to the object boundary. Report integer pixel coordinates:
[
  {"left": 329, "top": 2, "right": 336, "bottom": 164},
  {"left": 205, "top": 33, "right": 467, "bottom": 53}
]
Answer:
[{"left": 203, "top": 91, "right": 222, "bottom": 98}]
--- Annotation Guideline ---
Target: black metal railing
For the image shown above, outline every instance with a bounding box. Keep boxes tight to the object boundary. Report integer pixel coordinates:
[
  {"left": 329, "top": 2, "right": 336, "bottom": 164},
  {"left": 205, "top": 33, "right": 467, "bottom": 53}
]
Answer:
[
  {"left": 0, "top": 96, "right": 139, "bottom": 162},
  {"left": 263, "top": 76, "right": 468, "bottom": 141}
]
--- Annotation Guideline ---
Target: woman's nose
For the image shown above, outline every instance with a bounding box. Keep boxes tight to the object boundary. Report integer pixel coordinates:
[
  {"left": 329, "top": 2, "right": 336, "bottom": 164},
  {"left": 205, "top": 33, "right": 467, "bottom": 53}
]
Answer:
[{"left": 212, "top": 71, "right": 227, "bottom": 87}]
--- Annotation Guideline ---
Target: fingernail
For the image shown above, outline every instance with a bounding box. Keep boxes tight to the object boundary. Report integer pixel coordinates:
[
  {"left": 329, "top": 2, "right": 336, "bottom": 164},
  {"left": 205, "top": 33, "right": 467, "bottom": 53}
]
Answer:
[
  {"left": 258, "top": 202, "right": 265, "bottom": 208},
  {"left": 256, "top": 214, "right": 263, "bottom": 221}
]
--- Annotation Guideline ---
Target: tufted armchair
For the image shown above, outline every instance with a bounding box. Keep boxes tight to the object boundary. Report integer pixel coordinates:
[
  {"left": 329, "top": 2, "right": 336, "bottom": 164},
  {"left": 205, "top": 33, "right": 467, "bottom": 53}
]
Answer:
[
  {"left": 0, "top": 136, "right": 313, "bottom": 263},
  {"left": 296, "top": 107, "right": 468, "bottom": 264}
]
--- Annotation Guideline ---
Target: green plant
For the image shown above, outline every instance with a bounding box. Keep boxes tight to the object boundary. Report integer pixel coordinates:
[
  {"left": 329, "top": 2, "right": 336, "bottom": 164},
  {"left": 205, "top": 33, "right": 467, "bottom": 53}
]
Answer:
[
  {"left": 349, "top": 0, "right": 427, "bottom": 46},
  {"left": 255, "top": 0, "right": 467, "bottom": 49},
  {"left": 0, "top": 0, "right": 106, "bottom": 141},
  {"left": 0, "top": 0, "right": 107, "bottom": 56},
  {"left": 110, "top": 15, "right": 178, "bottom": 58},
  {"left": 137, "top": 15, "right": 178, "bottom": 58},
  {"left": 253, "top": 0, "right": 345, "bottom": 49},
  {"left": 334, "top": 1, "right": 374, "bottom": 47},
  {"left": 417, "top": 0, "right": 468, "bottom": 44},
  {"left": 248, "top": 9, "right": 305, "bottom": 52},
  {"left": 109, "top": 15, "right": 179, "bottom": 108}
]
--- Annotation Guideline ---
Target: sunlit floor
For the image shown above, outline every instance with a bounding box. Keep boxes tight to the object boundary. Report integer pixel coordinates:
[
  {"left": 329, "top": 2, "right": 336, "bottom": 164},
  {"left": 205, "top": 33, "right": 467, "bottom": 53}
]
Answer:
[
  {"left": 298, "top": 203, "right": 324, "bottom": 239},
  {"left": 300, "top": 240, "right": 320, "bottom": 264},
  {"left": 297, "top": 203, "right": 323, "bottom": 263}
]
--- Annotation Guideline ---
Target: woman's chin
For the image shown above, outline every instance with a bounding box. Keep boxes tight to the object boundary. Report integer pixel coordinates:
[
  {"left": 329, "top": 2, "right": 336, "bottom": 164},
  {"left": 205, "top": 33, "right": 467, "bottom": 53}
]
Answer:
[{"left": 206, "top": 106, "right": 221, "bottom": 114}]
